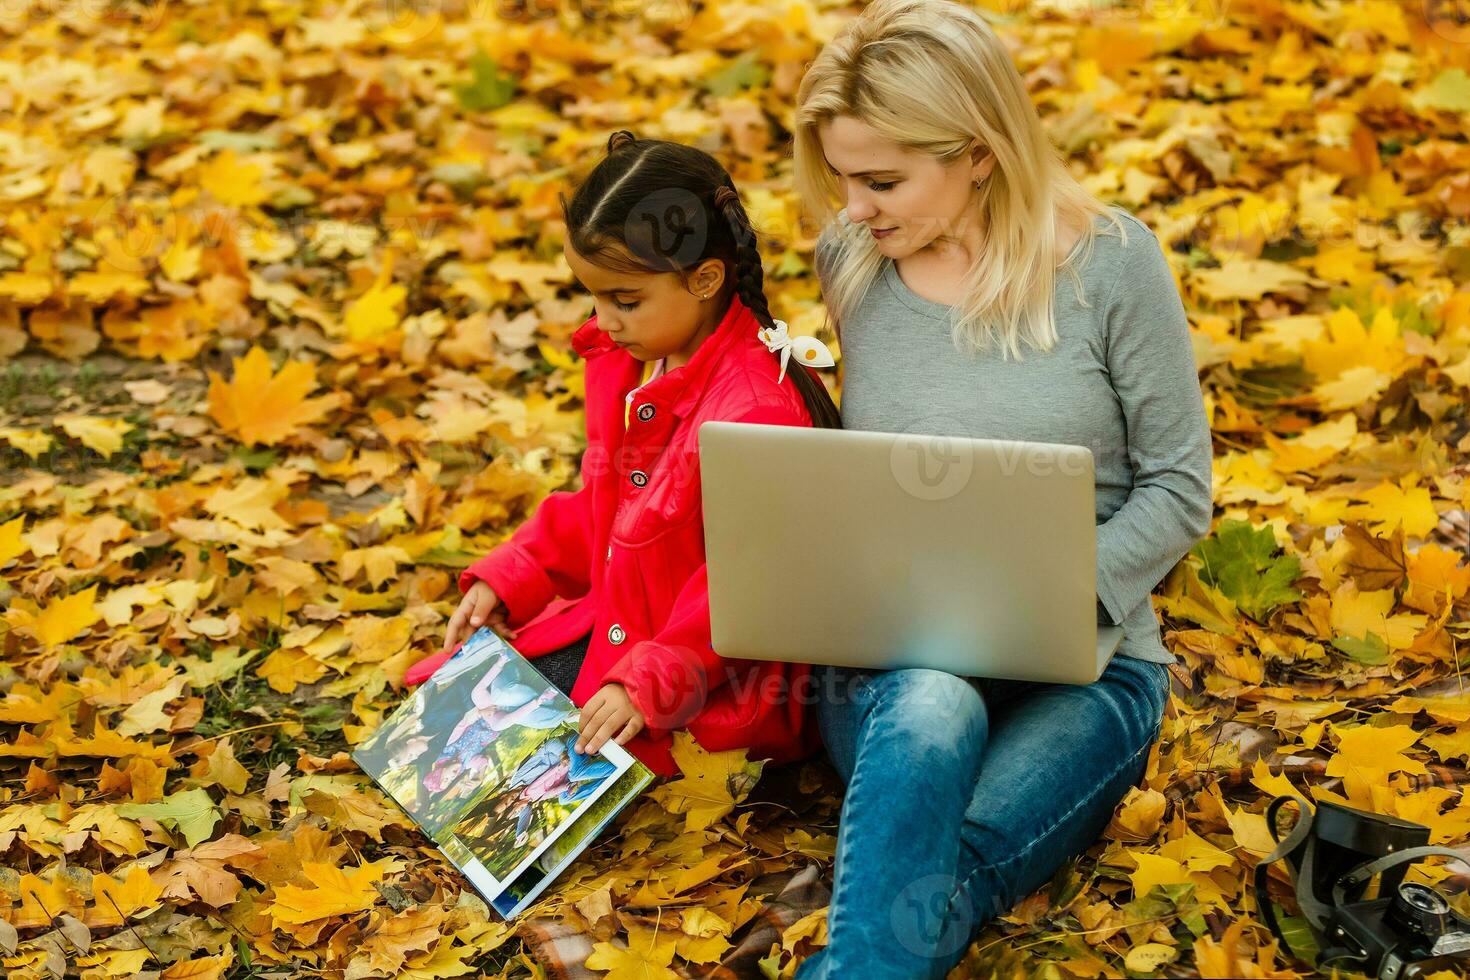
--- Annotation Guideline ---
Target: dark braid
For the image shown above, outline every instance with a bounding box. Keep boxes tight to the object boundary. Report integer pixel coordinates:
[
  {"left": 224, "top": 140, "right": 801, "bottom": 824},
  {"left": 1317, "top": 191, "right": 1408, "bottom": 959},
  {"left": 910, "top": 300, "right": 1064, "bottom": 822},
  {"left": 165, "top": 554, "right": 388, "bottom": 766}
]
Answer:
[
  {"left": 563, "top": 130, "right": 842, "bottom": 430},
  {"left": 716, "top": 187, "right": 842, "bottom": 429}
]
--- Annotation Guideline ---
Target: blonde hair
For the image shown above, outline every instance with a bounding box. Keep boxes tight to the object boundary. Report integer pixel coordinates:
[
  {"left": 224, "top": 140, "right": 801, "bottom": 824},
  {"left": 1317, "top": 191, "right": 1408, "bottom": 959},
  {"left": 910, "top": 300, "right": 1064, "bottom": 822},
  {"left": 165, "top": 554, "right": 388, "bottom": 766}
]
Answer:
[{"left": 793, "top": 0, "right": 1129, "bottom": 361}]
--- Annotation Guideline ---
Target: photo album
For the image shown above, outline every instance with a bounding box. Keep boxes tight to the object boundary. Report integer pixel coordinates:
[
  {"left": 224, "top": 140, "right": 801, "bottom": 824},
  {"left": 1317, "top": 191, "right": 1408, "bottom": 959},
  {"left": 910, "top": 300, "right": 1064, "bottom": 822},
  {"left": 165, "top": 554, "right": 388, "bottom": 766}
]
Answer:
[{"left": 352, "top": 625, "right": 656, "bottom": 918}]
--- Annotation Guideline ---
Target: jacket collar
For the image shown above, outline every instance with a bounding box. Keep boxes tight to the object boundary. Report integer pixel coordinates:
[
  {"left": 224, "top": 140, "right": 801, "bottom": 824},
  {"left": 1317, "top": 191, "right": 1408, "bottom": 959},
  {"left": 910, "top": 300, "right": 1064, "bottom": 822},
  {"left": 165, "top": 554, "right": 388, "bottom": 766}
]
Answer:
[{"left": 571, "top": 293, "right": 761, "bottom": 420}]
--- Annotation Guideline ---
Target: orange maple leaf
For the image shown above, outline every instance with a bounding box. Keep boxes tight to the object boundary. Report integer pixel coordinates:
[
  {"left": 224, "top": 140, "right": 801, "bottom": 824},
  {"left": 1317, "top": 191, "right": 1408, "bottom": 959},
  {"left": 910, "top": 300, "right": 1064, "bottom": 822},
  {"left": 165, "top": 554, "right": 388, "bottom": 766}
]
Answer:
[{"left": 206, "top": 344, "right": 344, "bottom": 446}]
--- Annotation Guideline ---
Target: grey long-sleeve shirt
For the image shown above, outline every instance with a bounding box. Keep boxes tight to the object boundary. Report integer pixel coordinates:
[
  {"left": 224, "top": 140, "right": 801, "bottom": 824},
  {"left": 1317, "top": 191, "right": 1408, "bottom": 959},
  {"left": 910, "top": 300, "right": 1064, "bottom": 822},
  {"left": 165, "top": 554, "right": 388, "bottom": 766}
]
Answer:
[{"left": 817, "top": 205, "right": 1214, "bottom": 665}]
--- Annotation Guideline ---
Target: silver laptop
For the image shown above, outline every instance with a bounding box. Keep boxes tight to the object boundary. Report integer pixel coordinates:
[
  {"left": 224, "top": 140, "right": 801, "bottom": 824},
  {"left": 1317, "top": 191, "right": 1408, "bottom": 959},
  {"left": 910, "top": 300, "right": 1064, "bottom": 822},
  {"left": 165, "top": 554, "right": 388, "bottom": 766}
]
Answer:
[{"left": 698, "top": 422, "right": 1124, "bottom": 685}]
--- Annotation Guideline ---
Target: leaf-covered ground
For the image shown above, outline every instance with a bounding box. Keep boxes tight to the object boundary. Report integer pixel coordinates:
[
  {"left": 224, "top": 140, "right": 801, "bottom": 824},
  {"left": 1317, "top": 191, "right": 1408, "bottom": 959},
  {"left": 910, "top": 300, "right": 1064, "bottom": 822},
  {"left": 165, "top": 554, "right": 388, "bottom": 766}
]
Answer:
[{"left": 3, "top": 1, "right": 1470, "bottom": 977}]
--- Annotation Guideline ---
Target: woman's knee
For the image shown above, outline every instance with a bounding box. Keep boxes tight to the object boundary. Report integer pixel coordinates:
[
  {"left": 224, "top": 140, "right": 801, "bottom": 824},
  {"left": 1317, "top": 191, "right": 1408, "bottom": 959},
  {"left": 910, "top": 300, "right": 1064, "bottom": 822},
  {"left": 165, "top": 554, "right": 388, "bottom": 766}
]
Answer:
[{"left": 865, "top": 668, "right": 988, "bottom": 754}]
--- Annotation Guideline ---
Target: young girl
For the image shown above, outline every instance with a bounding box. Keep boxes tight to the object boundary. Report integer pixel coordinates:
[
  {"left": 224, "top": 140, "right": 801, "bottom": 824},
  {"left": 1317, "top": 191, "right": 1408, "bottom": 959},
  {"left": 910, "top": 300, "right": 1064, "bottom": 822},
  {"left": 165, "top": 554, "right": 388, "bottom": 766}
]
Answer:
[{"left": 404, "top": 130, "right": 843, "bottom": 779}]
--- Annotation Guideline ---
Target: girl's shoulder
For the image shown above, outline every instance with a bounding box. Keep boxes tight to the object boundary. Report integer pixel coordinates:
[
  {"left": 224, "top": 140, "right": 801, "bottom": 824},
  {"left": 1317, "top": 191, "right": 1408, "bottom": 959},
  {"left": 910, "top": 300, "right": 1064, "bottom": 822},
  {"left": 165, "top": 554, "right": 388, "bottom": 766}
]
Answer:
[{"left": 695, "top": 339, "right": 814, "bottom": 428}]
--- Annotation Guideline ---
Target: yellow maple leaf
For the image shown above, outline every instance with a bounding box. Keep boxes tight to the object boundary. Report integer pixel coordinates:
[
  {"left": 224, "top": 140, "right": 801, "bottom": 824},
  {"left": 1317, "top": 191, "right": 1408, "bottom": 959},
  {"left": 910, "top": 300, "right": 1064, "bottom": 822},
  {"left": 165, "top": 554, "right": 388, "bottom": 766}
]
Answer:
[
  {"left": 1329, "top": 581, "right": 1429, "bottom": 652},
  {"left": 206, "top": 344, "right": 343, "bottom": 446},
  {"left": 0, "top": 270, "right": 56, "bottom": 303},
  {"left": 1225, "top": 803, "right": 1278, "bottom": 858},
  {"left": 199, "top": 148, "right": 268, "bottom": 207},
  {"left": 1263, "top": 413, "right": 1356, "bottom": 474},
  {"left": 1423, "top": 730, "right": 1470, "bottom": 764},
  {"left": 486, "top": 253, "right": 573, "bottom": 303},
  {"left": 1311, "top": 243, "right": 1376, "bottom": 284},
  {"left": 204, "top": 477, "right": 291, "bottom": 531},
  {"left": 66, "top": 270, "right": 152, "bottom": 303},
  {"left": 586, "top": 923, "right": 681, "bottom": 980},
  {"left": 0, "top": 682, "right": 77, "bottom": 724},
  {"left": 344, "top": 615, "right": 413, "bottom": 663},
  {"left": 34, "top": 583, "right": 104, "bottom": 648},
  {"left": 0, "top": 514, "right": 27, "bottom": 567},
  {"left": 256, "top": 647, "right": 330, "bottom": 694},
  {"left": 137, "top": 300, "right": 209, "bottom": 362},
  {"left": 649, "top": 731, "right": 764, "bottom": 832},
  {"left": 268, "top": 859, "right": 389, "bottom": 927},
  {"left": 1128, "top": 852, "right": 1191, "bottom": 899},
  {"left": 0, "top": 426, "right": 54, "bottom": 458},
  {"left": 78, "top": 949, "right": 153, "bottom": 976},
  {"left": 400, "top": 938, "right": 478, "bottom": 980},
  {"left": 191, "top": 736, "right": 251, "bottom": 794},
  {"left": 339, "top": 544, "right": 413, "bottom": 588},
  {"left": 15, "top": 872, "right": 86, "bottom": 929},
  {"left": 83, "top": 807, "right": 149, "bottom": 856},
  {"left": 158, "top": 952, "right": 233, "bottom": 980},
  {"left": 1106, "top": 786, "right": 1167, "bottom": 841},
  {"left": 1326, "top": 723, "right": 1427, "bottom": 805},
  {"left": 1160, "top": 828, "right": 1235, "bottom": 874},
  {"left": 116, "top": 676, "right": 188, "bottom": 737},
  {"left": 1405, "top": 544, "right": 1470, "bottom": 611},
  {"left": 1191, "top": 258, "right": 1313, "bottom": 302},
  {"left": 56, "top": 414, "right": 133, "bottom": 458},
  {"left": 55, "top": 717, "right": 175, "bottom": 762},
  {"left": 1249, "top": 758, "right": 1299, "bottom": 800},
  {"left": 1302, "top": 305, "right": 1412, "bottom": 382},
  {"left": 344, "top": 249, "right": 407, "bottom": 341},
  {"left": 160, "top": 229, "right": 203, "bottom": 282},
  {"left": 780, "top": 907, "right": 827, "bottom": 954},
  {"left": 1312, "top": 364, "right": 1391, "bottom": 410},
  {"left": 539, "top": 340, "right": 587, "bottom": 400},
  {"left": 1344, "top": 476, "right": 1442, "bottom": 539},
  {"left": 89, "top": 865, "right": 164, "bottom": 928}
]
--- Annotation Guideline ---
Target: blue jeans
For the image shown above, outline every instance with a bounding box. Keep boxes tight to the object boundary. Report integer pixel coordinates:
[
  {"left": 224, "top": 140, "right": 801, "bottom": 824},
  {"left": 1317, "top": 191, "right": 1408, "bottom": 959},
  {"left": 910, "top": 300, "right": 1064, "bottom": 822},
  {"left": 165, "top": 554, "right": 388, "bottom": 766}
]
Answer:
[{"left": 794, "top": 654, "right": 1170, "bottom": 980}]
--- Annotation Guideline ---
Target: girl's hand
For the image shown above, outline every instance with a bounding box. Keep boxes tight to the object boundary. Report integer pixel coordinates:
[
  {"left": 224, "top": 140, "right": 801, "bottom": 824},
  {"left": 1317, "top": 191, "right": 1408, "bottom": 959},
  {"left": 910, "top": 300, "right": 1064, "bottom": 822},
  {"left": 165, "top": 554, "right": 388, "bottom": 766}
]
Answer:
[
  {"left": 443, "top": 580, "right": 508, "bottom": 654},
  {"left": 576, "top": 683, "right": 645, "bottom": 755}
]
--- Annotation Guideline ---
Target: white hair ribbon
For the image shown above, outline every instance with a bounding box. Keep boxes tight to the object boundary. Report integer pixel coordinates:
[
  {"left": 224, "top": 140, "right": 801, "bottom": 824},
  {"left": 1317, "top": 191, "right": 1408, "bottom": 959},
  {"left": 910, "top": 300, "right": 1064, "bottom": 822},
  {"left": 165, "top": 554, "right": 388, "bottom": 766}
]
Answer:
[{"left": 757, "top": 319, "right": 835, "bottom": 384}]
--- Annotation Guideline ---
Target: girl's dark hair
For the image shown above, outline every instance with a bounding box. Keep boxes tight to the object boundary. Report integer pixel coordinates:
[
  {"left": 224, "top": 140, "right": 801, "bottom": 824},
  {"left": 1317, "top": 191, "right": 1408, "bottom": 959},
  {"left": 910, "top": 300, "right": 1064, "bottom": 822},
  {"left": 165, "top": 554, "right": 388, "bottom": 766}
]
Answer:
[{"left": 559, "top": 129, "right": 841, "bottom": 430}]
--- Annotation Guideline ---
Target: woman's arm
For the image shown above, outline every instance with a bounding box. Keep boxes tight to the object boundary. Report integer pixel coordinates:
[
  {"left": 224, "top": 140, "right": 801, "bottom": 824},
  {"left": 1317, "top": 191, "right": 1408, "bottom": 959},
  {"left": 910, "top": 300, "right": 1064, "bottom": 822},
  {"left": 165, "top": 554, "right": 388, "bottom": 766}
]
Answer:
[
  {"left": 488, "top": 688, "right": 559, "bottom": 731},
  {"left": 446, "top": 709, "right": 477, "bottom": 746},
  {"left": 1095, "top": 230, "right": 1215, "bottom": 625},
  {"left": 469, "top": 655, "right": 509, "bottom": 709}
]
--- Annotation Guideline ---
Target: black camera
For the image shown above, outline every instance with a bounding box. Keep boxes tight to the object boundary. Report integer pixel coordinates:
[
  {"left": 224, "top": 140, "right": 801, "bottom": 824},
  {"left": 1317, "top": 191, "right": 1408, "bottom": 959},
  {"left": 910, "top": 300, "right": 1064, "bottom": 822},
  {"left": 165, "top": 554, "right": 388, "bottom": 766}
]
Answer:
[{"left": 1254, "top": 792, "right": 1470, "bottom": 979}]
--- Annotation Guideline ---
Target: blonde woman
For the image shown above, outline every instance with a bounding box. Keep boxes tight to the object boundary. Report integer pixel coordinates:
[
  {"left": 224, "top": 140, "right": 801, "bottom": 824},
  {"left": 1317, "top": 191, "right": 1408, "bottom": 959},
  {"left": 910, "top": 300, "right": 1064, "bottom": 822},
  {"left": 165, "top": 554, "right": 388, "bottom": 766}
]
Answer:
[{"left": 790, "top": 2, "right": 1213, "bottom": 976}]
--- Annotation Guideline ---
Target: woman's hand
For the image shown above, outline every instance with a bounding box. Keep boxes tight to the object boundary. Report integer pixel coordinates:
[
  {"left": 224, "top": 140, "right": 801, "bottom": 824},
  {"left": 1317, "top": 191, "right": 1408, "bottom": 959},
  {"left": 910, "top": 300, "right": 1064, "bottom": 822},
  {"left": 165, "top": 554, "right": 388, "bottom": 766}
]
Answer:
[
  {"left": 443, "top": 580, "right": 508, "bottom": 654},
  {"left": 576, "top": 683, "right": 645, "bottom": 755}
]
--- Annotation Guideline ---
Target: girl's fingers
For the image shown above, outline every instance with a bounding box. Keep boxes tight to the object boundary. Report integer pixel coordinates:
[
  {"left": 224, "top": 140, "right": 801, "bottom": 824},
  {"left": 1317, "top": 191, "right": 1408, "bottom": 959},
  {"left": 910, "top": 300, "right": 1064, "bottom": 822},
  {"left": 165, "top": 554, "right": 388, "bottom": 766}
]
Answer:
[
  {"left": 613, "top": 717, "right": 641, "bottom": 745},
  {"left": 582, "top": 713, "right": 623, "bottom": 754},
  {"left": 576, "top": 704, "right": 611, "bottom": 750},
  {"left": 578, "top": 705, "right": 620, "bottom": 753},
  {"left": 442, "top": 611, "right": 464, "bottom": 653},
  {"left": 444, "top": 594, "right": 478, "bottom": 651}
]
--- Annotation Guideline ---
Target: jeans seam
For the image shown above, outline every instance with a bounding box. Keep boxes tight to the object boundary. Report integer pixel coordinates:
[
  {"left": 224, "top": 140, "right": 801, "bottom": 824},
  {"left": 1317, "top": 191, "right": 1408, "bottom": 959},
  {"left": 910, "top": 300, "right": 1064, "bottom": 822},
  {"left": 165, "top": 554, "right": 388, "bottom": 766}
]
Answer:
[
  {"left": 823, "top": 674, "right": 887, "bottom": 959},
  {"left": 951, "top": 720, "right": 1161, "bottom": 917}
]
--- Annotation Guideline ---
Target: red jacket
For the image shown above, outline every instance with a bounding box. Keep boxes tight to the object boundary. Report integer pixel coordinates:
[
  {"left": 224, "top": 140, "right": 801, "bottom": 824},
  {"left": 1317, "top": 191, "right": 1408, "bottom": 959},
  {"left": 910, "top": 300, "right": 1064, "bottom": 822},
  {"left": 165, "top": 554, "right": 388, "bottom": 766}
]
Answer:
[{"left": 408, "top": 294, "right": 822, "bottom": 777}]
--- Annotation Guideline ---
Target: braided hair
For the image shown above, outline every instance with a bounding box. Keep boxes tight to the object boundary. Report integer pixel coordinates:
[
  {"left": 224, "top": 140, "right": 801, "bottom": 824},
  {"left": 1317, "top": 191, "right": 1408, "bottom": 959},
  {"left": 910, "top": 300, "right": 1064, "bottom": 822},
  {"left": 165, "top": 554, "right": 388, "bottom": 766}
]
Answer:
[{"left": 560, "top": 130, "right": 841, "bottom": 429}]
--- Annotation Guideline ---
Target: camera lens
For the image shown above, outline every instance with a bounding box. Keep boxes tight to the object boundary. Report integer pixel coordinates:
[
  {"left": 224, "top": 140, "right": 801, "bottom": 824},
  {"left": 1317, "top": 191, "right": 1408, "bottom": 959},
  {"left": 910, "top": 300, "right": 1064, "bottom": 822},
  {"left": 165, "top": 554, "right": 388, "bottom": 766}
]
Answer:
[
  {"left": 1388, "top": 881, "right": 1451, "bottom": 940},
  {"left": 1405, "top": 887, "right": 1440, "bottom": 910},
  {"left": 1404, "top": 884, "right": 1447, "bottom": 913}
]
